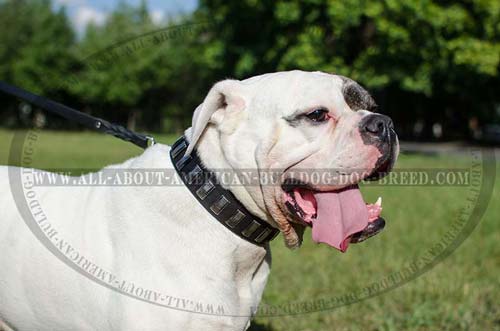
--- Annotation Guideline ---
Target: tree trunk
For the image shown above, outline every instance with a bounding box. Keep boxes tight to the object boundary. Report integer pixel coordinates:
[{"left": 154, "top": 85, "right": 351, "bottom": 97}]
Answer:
[{"left": 127, "top": 109, "right": 138, "bottom": 131}]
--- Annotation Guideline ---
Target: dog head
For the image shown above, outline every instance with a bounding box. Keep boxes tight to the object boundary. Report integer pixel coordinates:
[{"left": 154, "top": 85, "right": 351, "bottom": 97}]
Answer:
[{"left": 186, "top": 70, "right": 399, "bottom": 250}]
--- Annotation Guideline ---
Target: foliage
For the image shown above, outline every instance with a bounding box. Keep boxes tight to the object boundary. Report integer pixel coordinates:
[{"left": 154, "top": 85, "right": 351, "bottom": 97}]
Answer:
[
  {"left": 0, "top": 0, "right": 75, "bottom": 94},
  {"left": 71, "top": 1, "right": 175, "bottom": 130},
  {"left": 196, "top": 0, "right": 500, "bottom": 138},
  {"left": 0, "top": 0, "right": 75, "bottom": 127},
  {"left": 0, "top": 0, "right": 499, "bottom": 138}
]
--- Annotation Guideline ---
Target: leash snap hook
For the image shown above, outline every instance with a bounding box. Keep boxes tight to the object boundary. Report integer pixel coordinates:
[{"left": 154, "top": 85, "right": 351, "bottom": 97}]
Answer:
[{"left": 146, "top": 136, "right": 156, "bottom": 147}]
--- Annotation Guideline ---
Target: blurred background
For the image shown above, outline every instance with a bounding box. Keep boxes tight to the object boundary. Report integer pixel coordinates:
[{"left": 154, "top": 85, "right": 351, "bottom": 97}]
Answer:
[
  {"left": 0, "top": 0, "right": 499, "bottom": 142},
  {"left": 1, "top": 1, "right": 499, "bottom": 331}
]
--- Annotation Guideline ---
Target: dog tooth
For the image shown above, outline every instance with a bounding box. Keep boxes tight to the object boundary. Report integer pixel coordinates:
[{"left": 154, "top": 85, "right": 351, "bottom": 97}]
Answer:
[{"left": 375, "top": 197, "right": 382, "bottom": 207}]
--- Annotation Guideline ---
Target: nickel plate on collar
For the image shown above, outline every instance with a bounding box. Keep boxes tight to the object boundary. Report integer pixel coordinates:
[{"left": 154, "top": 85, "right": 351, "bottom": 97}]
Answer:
[
  {"left": 196, "top": 181, "right": 215, "bottom": 200},
  {"left": 210, "top": 196, "right": 230, "bottom": 215},
  {"left": 226, "top": 210, "right": 245, "bottom": 228},
  {"left": 242, "top": 220, "right": 261, "bottom": 238}
]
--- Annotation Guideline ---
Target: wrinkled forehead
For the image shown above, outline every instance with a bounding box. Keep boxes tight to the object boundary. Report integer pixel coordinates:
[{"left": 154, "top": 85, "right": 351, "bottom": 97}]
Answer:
[{"left": 242, "top": 71, "right": 376, "bottom": 115}]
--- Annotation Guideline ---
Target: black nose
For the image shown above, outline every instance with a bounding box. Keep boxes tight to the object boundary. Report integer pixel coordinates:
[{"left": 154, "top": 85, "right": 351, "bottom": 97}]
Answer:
[{"left": 360, "top": 114, "right": 394, "bottom": 142}]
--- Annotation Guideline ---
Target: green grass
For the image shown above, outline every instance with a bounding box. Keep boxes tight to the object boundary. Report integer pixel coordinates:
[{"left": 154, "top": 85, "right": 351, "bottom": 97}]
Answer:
[
  {"left": 0, "top": 129, "right": 177, "bottom": 169},
  {"left": 1, "top": 129, "right": 499, "bottom": 331}
]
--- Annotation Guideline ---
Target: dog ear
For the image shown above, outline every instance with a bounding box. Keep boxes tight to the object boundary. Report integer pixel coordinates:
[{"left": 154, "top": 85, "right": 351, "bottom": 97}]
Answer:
[{"left": 186, "top": 79, "right": 245, "bottom": 155}]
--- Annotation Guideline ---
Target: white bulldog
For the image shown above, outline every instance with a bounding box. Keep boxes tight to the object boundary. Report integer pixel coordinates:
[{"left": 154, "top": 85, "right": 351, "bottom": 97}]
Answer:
[{"left": 0, "top": 70, "right": 398, "bottom": 331}]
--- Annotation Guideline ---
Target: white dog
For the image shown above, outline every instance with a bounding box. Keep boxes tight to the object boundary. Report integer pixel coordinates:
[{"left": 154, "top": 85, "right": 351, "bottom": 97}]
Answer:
[{"left": 0, "top": 70, "right": 398, "bottom": 331}]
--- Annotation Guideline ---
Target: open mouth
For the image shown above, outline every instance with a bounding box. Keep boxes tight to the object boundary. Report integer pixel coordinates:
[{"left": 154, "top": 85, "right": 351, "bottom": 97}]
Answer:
[{"left": 282, "top": 177, "right": 387, "bottom": 252}]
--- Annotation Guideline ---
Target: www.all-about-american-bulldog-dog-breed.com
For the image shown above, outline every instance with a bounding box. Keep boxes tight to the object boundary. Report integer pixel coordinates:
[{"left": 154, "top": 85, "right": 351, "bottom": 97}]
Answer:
[{"left": 0, "top": 70, "right": 398, "bottom": 331}]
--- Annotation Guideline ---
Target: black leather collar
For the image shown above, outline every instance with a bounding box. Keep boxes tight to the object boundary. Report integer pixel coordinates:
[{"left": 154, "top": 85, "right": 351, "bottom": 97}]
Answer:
[{"left": 170, "top": 136, "right": 280, "bottom": 246}]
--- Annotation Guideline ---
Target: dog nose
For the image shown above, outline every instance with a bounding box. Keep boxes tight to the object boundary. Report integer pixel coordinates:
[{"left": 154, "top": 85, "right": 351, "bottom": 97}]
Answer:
[{"left": 360, "top": 114, "right": 393, "bottom": 142}]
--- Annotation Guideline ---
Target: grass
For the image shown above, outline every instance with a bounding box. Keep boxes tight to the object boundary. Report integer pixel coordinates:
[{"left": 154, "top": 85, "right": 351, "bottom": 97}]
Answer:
[{"left": 1, "top": 129, "right": 499, "bottom": 331}]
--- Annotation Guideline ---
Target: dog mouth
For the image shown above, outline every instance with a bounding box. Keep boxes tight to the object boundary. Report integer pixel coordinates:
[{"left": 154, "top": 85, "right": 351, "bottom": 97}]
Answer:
[{"left": 281, "top": 160, "right": 392, "bottom": 252}]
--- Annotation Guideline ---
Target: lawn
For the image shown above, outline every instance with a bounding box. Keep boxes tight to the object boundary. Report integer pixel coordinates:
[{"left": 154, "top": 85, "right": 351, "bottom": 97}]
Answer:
[{"left": 1, "top": 129, "right": 499, "bottom": 331}]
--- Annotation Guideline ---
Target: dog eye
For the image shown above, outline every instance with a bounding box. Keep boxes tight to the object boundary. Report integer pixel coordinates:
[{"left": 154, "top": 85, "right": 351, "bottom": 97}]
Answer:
[{"left": 305, "top": 108, "right": 329, "bottom": 122}]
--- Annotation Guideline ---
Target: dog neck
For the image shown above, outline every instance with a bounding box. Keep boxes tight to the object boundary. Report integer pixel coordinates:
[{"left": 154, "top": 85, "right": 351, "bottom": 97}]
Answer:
[
  {"left": 170, "top": 133, "right": 279, "bottom": 246},
  {"left": 192, "top": 127, "right": 272, "bottom": 222}
]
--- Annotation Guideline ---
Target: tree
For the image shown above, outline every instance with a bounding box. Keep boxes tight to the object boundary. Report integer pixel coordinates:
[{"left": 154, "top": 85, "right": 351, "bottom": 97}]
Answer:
[
  {"left": 195, "top": 0, "right": 500, "bottom": 139},
  {"left": 0, "top": 0, "right": 75, "bottom": 127},
  {"left": 71, "top": 1, "right": 202, "bottom": 132}
]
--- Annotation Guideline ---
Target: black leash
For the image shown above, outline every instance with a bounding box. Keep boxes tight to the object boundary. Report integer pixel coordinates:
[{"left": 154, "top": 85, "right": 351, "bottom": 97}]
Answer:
[{"left": 0, "top": 81, "right": 155, "bottom": 149}]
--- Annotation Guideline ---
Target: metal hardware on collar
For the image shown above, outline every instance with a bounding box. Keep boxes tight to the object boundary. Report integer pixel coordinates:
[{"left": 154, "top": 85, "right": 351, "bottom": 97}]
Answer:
[
  {"left": 0, "top": 81, "right": 155, "bottom": 150},
  {"left": 170, "top": 136, "right": 280, "bottom": 246}
]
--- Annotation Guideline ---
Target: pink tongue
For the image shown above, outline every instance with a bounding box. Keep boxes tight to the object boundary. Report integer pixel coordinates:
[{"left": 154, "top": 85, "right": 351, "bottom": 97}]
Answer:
[{"left": 311, "top": 185, "right": 369, "bottom": 252}]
